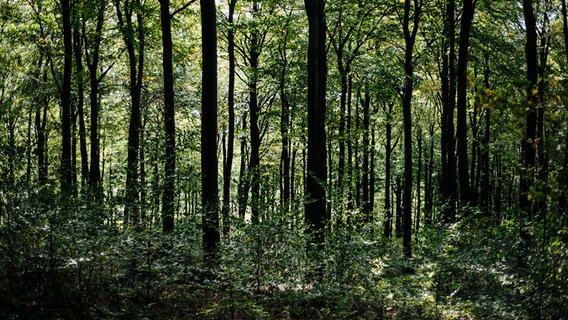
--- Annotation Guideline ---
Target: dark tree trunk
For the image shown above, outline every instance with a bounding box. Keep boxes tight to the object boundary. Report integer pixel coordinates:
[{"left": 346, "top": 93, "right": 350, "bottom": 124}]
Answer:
[
  {"left": 36, "top": 59, "right": 50, "bottom": 186},
  {"left": 416, "top": 131, "right": 422, "bottom": 233},
  {"left": 73, "top": 25, "right": 88, "bottom": 190},
  {"left": 304, "top": 0, "right": 327, "bottom": 257},
  {"left": 456, "top": 0, "right": 475, "bottom": 206},
  {"left": 237, "top": 112, "right": 250, "bottom": 219},
  {"left": 440, "top": 0, "right": 456, "bottom": 221},
  {"left": 519, "top": 0, "right": 538, "bottom": 266},
  {"left": 361, "top": 89, "right": 371, "bottom": 221},
  {"left": 201, "top": 0, "right": 220, "bottom": 257},
  {"left": 370, "top": 126, "right": 376, "bottom": 214},
  {"left": 279, "top": 32, "right": 291, "bottom": 213},
  {"left": 560, "top": 0, "right": 568, "bottom": 215},
  {"left": 222, "top": 0, "right": 237, "bottom": 235},
  {"left": 116, "top": 0, "right": 145, "bottom": 226},
  {"left": 159, "top": 0, "right": 176, "bottom": 232},
  {"left": 401, "top": 0, "right": 421, "bottom": 259},
  {"left": 84, "top": 3, "right": 105, "bottom": 199},
  {"left": 481, "top": 53, "right": 491, "bottom": 215},
  {"left": 384, "top": 103, "right": 393, "bottom": 238},
  {"left": 425, "top": 124, "right": 435, "bottom": 222},
  {"left": 248, "top": 3, "right": 261, "bottom": 224},
  {"left": 395, "top": 176, "right": 402, "bottom": 239},
  {"left": 60, "top": 0, "right": 74, "bottom": 195}
]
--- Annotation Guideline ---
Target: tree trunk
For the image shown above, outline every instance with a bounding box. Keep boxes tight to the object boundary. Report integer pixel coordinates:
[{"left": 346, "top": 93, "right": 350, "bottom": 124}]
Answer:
[
  {"left": 73, "top": 24, "right": 88, "bottom": 190},
  {"left": 222, "top": 0, "right": 237, "bottom": 235},
  {"left": 116, "top": 0, "right": 145, "bottom": 226},
  {"left": 395, "top": 176, "right": 402, "bottom": 238},
  {"left": 279, "top": 36, "right": 291, "bottom": 213},
  {"left": 60, "top": 0, "right": 73, "bottom": 195},
  {"left": 304, "top": 0, "right": 327, "bottom": 259},
  {"left": 248, "top": 3, "right": 261, "bottom": 224},
  {"left": 384, "top": 102, "right": 393, "bottom": 238},
  {"left": 201, "top": 0, "right": 220, "bottom": 257},
  {"left": 402, "top": 0, "right": 421, "bottom": 259},
  {"left": 559, "top": 0, "right": 568, "bottom": 215},
  {"left": 519, "top": 0, "right": 538, "bottom": 266},
  {"left": 440, "top": 0, "right": 456, "bottom": 221},
  {"left": 456, "top": 0, "right": 475, "bottom": 206},
  {"left": 416, "top": 131, "right": 422, "bottom": 233},
  {"left": 159, "top": 0, "right": 176, "bottom": 232},
  {"left": 361, "top": 89, "right": 371, "bottom": 221},
  {"left": 84, "top": 3, "right": 105, "bottom": 200},
  {"left": 237, "top": 112, "right": 250, "bottom": 219}
]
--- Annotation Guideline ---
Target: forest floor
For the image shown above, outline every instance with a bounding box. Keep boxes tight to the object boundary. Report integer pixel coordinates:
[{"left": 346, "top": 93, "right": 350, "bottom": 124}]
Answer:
[{"left": 2, "top": 214, "right": 566, "bottom": 319}]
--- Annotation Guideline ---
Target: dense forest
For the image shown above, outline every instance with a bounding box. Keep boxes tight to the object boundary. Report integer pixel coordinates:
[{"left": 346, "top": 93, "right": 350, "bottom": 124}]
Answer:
[{"left": 1, "top": 0, "right": 567, "bottom": 318}]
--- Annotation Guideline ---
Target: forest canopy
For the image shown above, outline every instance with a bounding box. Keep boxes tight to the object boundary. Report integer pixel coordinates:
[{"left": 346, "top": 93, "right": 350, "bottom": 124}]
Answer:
[{"left": 0, "top": 0, "right": 567, "bottom": 318}]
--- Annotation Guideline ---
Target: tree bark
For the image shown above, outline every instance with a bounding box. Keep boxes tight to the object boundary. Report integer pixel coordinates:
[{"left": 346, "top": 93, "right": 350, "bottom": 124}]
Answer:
[
  {"left": 304, "top": 0, "right": 327, "bottom": 258},
  {"left": 84, "top": 2, "right": 105, "bottom": 199},
  {"left": 201, "top": 0, "right": 220, "bottom": 257},
  {"left": 361, "top": 89, "right": 371, "bottom": 221},
  {"left": 60, "top": 0, "right": 74, "bottom": 195},
  {"left": 73, "top": 24, "right": 88, "bottom": 190},
  {"left": 222, "top": 0, "right": 237, "bottom": 235},
  {"left": 384, "top": 102, "right": 393, "bottom": 238},
  {"left": 116, "top": 0, "right": 145, "bottom": 226},
  {"left": 159, "top": 0, "right": 176, "bottom": 232},
  {"left": 440, "top": 0, "right": 457, "bottom": 221},
  {"left": 401, "top": 0, "right": 421, "bottom": 259},
  {"left": 456, "top": 0, "right": 475, "bottom": 206},
  {"left": 519, "top": 0, "right": 538, "bottom": 266}
]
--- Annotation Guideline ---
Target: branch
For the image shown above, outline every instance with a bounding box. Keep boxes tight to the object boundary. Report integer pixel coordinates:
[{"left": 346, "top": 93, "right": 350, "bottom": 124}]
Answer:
[{"left": 170, "top": 0, "right": 197, "bottom": 18}]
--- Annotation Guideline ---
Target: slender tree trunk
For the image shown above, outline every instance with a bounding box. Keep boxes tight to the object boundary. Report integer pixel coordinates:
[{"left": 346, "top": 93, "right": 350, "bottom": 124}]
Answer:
[
  {"left": 384, "top": 103, "right": 393, "bottom": 238},
  {"left": 248, "top": 7, "right": 261, "bottom": 224},
  {"left": 481, "top": 53, "right": 491, "bottom": 215},
  {"left": 159, "top": 0, "right": 176, "bottom": 232},
  {"left": 395, "top": 176, "right": 402, "bottom": 238},
  {"left": 519, "top": 0, "right": 538, "bottom": 267},
  {"left": 37, "top": 59, "right": 50, "bottom": 186},
  {"left": 222, "top": 0, "right": 237, "bottom": 235},
  {"left": 73, "top": 25, "right": 88, "bottom": 190},
  {"left": 370, "top": 126, "right": 376, "bottom": 214},
  {"left": 60, "top": 0, "right": 73, "bottom": 195},
  {"left": 201, "top": 0, "right": 220, "bottom": 257},
  {"left": 440, "top": 0, "right": 456, "bottom": 221},
  {"left": 84, "top": 3, "right": 105, "bottom": 200},
  {"left": 425, "top": 124, "right": 435, "bottom": 222},
  {"left": 559, "top": 0, "right": 568, "bottom": 215},
  {"left": 279, "top": 38, "right": 291, "bottom": 212},
  {"left": 456, "top": 0, "right": 475, "bottom": 206},
  {"left": 416, "top": 131, "right": 422, "bottom": 232},
  {"left": 116, "top": 0, "right": 145, "bottom": 227},
  {"left": 304, "top": 0, "right": 327, "bottom": 259},
  {"left": 237, "top": 112, "right": 250, "bottom": 219},
  {"left": 346, "top": 75, "right": 354, "bottom": 210},
  {"left": 361, "top": 89, "right": 371, "bottom": 221},
  {"left": 401, "top": 0, "right": 421, "bottom": 259}
]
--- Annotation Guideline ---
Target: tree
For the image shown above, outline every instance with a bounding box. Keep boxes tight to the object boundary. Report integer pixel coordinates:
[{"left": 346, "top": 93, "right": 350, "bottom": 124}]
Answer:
[
  {"left": 159, "top": 0, "right": 176, "bottom": 232},
  {"left": 304, "top": 0, "right": 327, "bottom": 257},
  {"left": 456, "top": 0, "right": 475, "bottom": 206},
  {"left": 440, "top": 0, "right": 457, "bottom": 221},
  {"left": 115, "top": 0, "right": 146, "bottom": 227},
  {"left": 83, "top": 0, "right": 107, "bottom": 199},
  {"left": 59, "top": 0, "right": 74, "bottom": 195},
  {"left": 401, "top": 0, "right": 421, "bottom": 259},
  {"left": 519, "top": 0, "right": 538, "bottom": 266},
  {"left": 222, "top": 0, "right": 237, "bottom": 235},
  {"left": 201, "top": 0, "right": 220, "bottom": 257}
]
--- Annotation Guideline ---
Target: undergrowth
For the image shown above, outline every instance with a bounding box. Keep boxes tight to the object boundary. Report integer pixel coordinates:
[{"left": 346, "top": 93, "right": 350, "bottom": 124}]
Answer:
[{"left": 1, "top": 192, "right": 567, "bottom": 319}]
